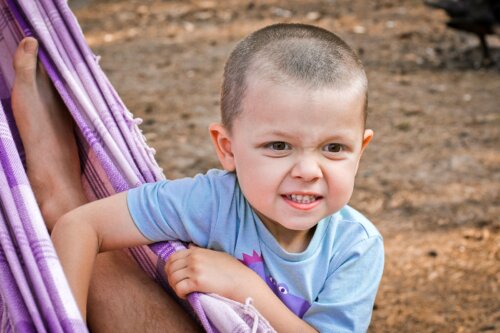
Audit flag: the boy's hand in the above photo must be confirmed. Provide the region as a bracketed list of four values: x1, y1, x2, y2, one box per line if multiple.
[166, 244, 318, 332]
[165, 244, 256, 300]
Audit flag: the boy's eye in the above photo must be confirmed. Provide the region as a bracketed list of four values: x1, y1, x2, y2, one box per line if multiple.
[323, 143, 344, 153]
[267, 142, 291, 151]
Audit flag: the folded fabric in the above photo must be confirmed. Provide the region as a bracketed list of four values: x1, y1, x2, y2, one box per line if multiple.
[0, 1, 274, 332]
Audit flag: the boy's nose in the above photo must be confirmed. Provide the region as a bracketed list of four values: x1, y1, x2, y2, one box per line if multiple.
[290, 155, 323, 182]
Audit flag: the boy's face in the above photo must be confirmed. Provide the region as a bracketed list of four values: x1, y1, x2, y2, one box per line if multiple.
[210, 77, 372, 247]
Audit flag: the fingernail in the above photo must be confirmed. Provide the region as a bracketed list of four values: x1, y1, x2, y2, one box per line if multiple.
[23, 38, 38, 54]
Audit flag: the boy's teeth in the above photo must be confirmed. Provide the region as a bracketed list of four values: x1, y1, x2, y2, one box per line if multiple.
[287, 194, 317, 204]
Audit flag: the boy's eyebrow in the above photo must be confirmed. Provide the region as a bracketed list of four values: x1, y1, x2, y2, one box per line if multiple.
[258, 129, 296, 139]
[257, 129, 359, 142]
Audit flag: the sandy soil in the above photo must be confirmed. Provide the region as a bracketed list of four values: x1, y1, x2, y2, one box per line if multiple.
[72, 1, 499, 332]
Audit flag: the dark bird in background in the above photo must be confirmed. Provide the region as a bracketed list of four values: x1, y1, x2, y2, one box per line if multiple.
[424, 0, 500, 65]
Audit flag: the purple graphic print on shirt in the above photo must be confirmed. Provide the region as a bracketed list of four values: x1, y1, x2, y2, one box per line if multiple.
[240, 251, 311, 318]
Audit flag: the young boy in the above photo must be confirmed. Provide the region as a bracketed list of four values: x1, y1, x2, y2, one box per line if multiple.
[13, 23, 383, 332]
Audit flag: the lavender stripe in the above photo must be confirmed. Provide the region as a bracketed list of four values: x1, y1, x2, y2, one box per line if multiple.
[40, 0, 139, 176]
[52, 0, 147, 182]
[0, 163, 63, 333]
[0, 1, 276, 331]
[15, 0, 138, 189]
[0, 175, 49, 332]
[0, 213, 38, 332]
[79, 145, 110, 199]
[1, 2, 86, 331]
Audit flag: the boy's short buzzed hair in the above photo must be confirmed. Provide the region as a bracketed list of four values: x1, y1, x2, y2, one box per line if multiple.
[221, 23, 368, 132]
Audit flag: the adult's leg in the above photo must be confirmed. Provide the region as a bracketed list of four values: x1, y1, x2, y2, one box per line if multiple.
[11, 37, 202, 332]
[88, 251, 202, 332]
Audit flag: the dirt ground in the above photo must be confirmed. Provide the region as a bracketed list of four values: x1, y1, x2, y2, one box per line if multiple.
[71, 0, 499, 332]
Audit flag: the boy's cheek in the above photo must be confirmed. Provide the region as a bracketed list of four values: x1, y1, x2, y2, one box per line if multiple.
[327, 170, 356, 201]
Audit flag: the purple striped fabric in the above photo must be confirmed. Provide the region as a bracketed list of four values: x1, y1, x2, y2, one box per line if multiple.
[0, 1, 275, 332]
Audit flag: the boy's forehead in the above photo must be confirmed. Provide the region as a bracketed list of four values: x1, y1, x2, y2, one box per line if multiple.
[243, 74, 366, 111]
[239, 76, 366, 132]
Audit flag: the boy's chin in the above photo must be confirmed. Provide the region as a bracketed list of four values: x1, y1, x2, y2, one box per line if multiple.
[265, 216, 322, 232]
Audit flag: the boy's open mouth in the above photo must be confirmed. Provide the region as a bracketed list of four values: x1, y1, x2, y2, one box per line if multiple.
[283, 194, 322, 204]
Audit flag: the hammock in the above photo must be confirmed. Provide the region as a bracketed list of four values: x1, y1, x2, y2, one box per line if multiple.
[0, 1, 274, 332]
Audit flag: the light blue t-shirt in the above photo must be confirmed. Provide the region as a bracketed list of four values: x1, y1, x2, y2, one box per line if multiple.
[127, 169, 384, 332]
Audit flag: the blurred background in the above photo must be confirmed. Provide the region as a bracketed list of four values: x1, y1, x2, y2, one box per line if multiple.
[69, 0, 499, 332]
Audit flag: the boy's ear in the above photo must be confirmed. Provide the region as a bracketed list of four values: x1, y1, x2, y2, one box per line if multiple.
[361, 129, 374, 153]
[209, 123, 236, 172]
[355, 129, 374, 174]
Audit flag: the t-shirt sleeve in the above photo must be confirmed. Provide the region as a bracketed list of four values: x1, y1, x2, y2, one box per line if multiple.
[304, 236, 384, 332]
[126, 171, 236, 246]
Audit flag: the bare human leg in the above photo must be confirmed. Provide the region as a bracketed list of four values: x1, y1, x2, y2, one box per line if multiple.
[11, 37, 86, 229]
[11, 37, 202, 332]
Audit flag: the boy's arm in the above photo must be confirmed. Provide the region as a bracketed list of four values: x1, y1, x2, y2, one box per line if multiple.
[166, 246, 318, 332]
[51, 191, 152, 319]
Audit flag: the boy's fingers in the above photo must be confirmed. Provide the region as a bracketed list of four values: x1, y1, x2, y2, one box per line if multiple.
[168, 267, 191, 286]
[173, 277, 196, 299]
[13, 37, 39, 84]
[167, 267, 197, 300]
[165, 256, 189, 276]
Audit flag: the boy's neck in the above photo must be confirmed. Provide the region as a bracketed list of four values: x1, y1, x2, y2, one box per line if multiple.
[256, 210, 317, 253]
[278, 226, 316, 253]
